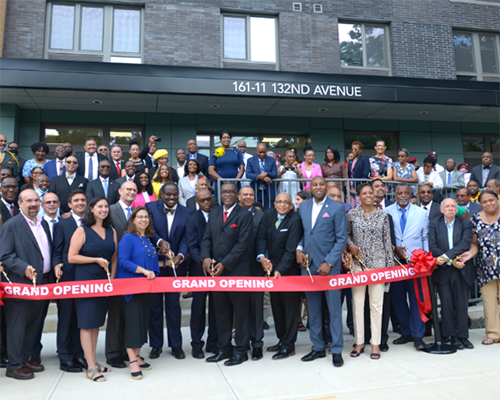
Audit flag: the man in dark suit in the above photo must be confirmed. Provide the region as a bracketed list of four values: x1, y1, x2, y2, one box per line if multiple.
[139, 135, 158, 171]
[429, 199, 475, 350]
[348, 141, 370, 190]
[49, 156, 88, 213]
[109, 145, 125, 182]
[114, 160, 136, 187]
[256, 193, 303, 359]
[296, 176, 347, 368]
[246, 143, 278, 210]
[418, 184, 442, 220]
[105, 181, 138, 369]
[238, 186, 265, 360]
[187, 139, 209, 178]
[371, 179, 394, 209]
[185, 177, 219, 211]
[0, 189, 52, 379]
[201, 182, 253, 366]
[185, 189, 218, 359]
[85, 160, 119, 205]
[75, 138, 107, 181]
[43, 145, 67, 182]
[469, 152, 500, 188]
[146, 182, 193, 360]
[456, 188, 482, 217]
[52, 189, 88, 373]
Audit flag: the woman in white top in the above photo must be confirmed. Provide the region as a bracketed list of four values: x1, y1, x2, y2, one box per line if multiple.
[178, 159, 203, 206]
[278, 150, 302, 206]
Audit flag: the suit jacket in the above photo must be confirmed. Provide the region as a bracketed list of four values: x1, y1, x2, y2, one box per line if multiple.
[200, 204, 253, 276]
[0, 200, 19, 223]
[429, 216, 475, 286]
[49, 174, 88, 213]
[109, 160, 125, 182]
[187, 152, 209, 178]
[186, 195, 219, 212]
[466, 202, 482, 216]
[439, 170, 465, 188]
[146, 200, 192, 275]
[297, 197, 347, 273]
[43, 158, 66, 182]
[185, 209, 208, 277]
[52, 215, 79, 281]
[382, 199, 395, 208]
[86, 177, 119, 205]
[348, 155, 370, 182]
[385, 203, 429, 255]
[387, 214, 397, 248]
[470, 163, 500, 188]
[109, 203, 131, 242]
[245, 156, 278, 201]
[249, 208, 264, 276]
[426, 202, 443, 221]
[0, 214, 52, 285]
[256, 208, 303, 276]
[75, 152, 107, 179]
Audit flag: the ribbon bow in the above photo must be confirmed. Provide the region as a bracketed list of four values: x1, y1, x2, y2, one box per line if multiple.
[164, 208, 175, 215]
[409, 249, 436, 323]
[410, 249, 437, 274]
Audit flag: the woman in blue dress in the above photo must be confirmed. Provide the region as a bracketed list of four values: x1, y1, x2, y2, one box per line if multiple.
[208, 131, 244, 197]
[116, 207, 159, 380]
[69, 196, 117, 382]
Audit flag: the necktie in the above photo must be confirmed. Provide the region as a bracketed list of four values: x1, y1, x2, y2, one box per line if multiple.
[88, 155, 93, 181]
[10, 204, 15, 217]
[447, 173, 451, 185]
[223, 210, 228, 223]
[67, 174, 74, 186]
[102, 179, 108, 198]
[59, 160, 64, 176]
[164, 208, 175, 215]
[400, 208, 407, 234]
[126, 207, 132, 220]
[116, 162, 121, 176]
[260, 160, 265, 173]
[378, 204, 383, 210]
[423, 206, 428, 210]
[275, 215, 284, 230]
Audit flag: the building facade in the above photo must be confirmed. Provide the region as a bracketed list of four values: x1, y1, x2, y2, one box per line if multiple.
[0, 0, 498, 167]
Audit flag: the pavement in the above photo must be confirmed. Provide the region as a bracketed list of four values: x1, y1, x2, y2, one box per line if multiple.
[2, 316, 499, 400]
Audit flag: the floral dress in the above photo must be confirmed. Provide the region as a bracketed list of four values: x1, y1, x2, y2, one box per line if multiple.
[369, 156, 393, 178]
[471, 213, 500, 287]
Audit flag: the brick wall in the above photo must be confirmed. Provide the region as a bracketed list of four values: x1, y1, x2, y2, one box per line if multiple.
[2, 0, 499, 79]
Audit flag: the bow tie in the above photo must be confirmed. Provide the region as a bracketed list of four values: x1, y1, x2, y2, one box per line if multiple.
[483, 165, 491, 169]
[164, 208, 175, 215]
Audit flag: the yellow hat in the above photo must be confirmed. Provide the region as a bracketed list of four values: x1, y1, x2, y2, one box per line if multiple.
[153, 149, 168, 160]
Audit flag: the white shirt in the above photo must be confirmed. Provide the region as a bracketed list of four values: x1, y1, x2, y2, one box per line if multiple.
[84, 152, 99, 181]
[56, 158, 66, 176]
[43, 215, 59, 239]
[71, 211, 82, 227]
[379, 198, 387, 209]
[435, 163, 445, 173]
[177, 164, 185, 179]
[421, 201, 433, 218]
[223, 202, 238, 220]
[240, 152, 253, 187]
[417, 169, 444, 190]
[119, 200, 133, 220]
[164, 203, 177, 235]
[202, 210, 209, 223]
[311, 198, 326, 229]
[126, 174, 135, 182]
[66, 173, 76, 186]
[1, 197, 15, 216]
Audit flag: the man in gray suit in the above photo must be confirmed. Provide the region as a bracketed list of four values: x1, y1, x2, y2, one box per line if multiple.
[295, 176, 347, 367]
[105, 180, 138, 368]
[439, 158, 465, 198]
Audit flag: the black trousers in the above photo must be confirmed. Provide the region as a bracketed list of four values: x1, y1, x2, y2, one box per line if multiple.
[105, 296, 127, 360]
[1, 303, 7, 359]
[190, 291, 218, 350]
[249, 292, 264, 349]
[271, 291, 300, 351]
[31, 300, 50, 358]
[436, 269, 470, 338]
[364, 290, 391, 345]
[4, 299, 44, 371]
[56, 298, 83, 363]
[213, 291, 250, 356]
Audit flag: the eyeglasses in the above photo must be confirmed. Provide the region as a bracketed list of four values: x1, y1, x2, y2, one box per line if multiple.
[66, 161, 78, 165]
[100, 165, 111, 169]
[2, 185, 17, 190]
[198, 197, 212, 203]
[275, 200, 291, 205]
[135, 215, 150, 220]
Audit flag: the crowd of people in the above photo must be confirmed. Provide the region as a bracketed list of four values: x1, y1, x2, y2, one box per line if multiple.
[0, 132, 499, 382]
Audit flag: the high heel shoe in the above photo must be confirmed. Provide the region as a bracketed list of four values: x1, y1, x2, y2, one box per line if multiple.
[350, 346, 365, 358]
[129, 360, 143, 380]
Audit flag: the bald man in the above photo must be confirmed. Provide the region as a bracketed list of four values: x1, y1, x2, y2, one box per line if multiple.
[470, 152, 500, 188]
[246, 143, 278, 210]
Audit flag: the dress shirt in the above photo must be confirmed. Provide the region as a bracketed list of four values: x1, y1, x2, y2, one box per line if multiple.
[71, 211, 82, 227]
[202, 210, 209, 223]
[379, 198, 387, 209]
[442, 218, 455, 264]
[56, 158, 66, 176]
[114, 160, 121, 176]
[311, 198, 326, 229]
[85, 152, 99, 181]
[43, 215, 59, 239]
[177, 164, 185, 179]
[189, 152, 198, 160]
[240, 152, 253, 187]
[100, 176, 109, 198]
[21, 212, 51, 273]
[126, 174, 135, 182]
[66, 173, 76, 186]
[118, 200, 133, 220]
[222, 202, 237, 220]
[164, 203, 178, 235]
[417, 169, 444, 190]
[482, 165, 490, 187]
[421, 201, 433, 218]
[1, 197, 16, 217]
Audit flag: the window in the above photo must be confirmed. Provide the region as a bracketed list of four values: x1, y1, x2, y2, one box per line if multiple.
[45, 2, 143, 63]
[222, 14, 278, 69]
[339, 23, 390, 73]
[454, 31, 500, 81]
[463, 135, 500, 168]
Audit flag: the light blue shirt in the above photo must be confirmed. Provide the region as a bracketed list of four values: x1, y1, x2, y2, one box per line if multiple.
[442, 218, 455, 265]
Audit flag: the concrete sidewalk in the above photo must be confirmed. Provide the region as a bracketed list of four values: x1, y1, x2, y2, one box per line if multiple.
[2, 323, 499, 400]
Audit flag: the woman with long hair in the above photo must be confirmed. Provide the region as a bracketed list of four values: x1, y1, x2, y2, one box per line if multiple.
[321, 146, 348, 191]
[132, 172, 155, 207]
[178, 159, 202, 206]
[20, 166, 44, 191]
[152, 164, 173, 200]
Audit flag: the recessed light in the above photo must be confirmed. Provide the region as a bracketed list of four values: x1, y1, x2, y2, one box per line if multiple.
[419, 111, 428, 115]
[211, 104, 219, 108]
[319, 108, 327, 112]
[92, 100, 102, 104]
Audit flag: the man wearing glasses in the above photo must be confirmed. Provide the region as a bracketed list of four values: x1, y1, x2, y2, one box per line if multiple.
[49, 156, 88, 213]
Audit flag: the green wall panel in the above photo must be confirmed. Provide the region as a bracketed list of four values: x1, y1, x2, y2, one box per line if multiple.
[399, 120, 430, 132]
[0, 104, 20, 118]
[145, 113, 172, 125]
[40, 110, 146, 124]
[343, 119, 399, 132]
[310, 129, 344, 158]
[461, 122, 500, 134]
[430, 121, 461, 133]
[430, 132, 463, 153]
[310, 118, 343, 130]
[399, 132, 432, 153]
[0, 118, 17, 140]
[20, 109, 41, 122]
[196, 115, 310, 134]
[172, 114, 197, 126]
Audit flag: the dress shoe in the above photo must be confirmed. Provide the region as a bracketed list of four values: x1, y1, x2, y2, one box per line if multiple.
[26, 361, 45, 373]
[205, 346, 218, 354]
[451, 337, 465, 350]
[442, 336, 450, 343]
[301, 349, 326, 362]
[414, 338, 427, 351]
[73, 357, 88, 370]
[393, 335, 413, 345]
[192, 348, 205, 359]
[263, 321, 270, 330]
[267, 343, 281, 352]
[30, 354, 41, 364]
[6, 366, 34, 380]
[60, 361, 83, 373]
[460, 338, 474, 349]
[224, 354, 248, 366]
[272, 348, 295, 360]
[0, 357, 8, 368]
[107, 356, 126, 368]
[332, 353, 344, 367]
[149, 347, 163, 359]
[206, 351, 232, 363]
[251, 348, 263, 361]
[171, 347, 186, 359]
[380, 343, 389, 352]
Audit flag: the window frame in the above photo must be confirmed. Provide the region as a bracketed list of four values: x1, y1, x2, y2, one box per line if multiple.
[221, 13, 279, 67]
[338, 22, 391, 73]
[454, 30, 500, 81]
[44, 2, 144, 63]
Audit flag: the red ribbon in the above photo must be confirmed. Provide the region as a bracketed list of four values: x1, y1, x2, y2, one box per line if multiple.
[410, 249, 437, 323]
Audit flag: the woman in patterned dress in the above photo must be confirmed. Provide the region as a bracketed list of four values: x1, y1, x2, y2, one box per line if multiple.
[346, 183, 393, 360]
[369, 140, 394, 181]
